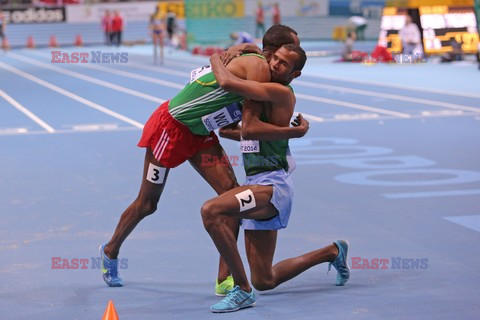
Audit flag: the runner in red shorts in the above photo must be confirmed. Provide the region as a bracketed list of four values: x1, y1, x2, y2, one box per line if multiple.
[100, 25, 308, 294]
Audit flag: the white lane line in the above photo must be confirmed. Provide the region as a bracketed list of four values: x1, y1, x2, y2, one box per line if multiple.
[7, 52, 165, 104]
[296, 93, 411, 118]
[77, 63, 185, 89]
[294, 80, 480, 113]
[105, 61, 190, 78]
[334, 113, 379, 120]
[421, 110, 464, 116]
[302, 73, 480, 99]
[71, 123, 119, 131]
[0, 89, 55, 133]
[0, 126, 140, 136]
[0, 127, 28, 134]
[293, 111, 324, 122]
[0, 62, 144, 129]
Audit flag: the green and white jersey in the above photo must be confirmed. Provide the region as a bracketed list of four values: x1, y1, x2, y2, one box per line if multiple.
[241, 108, 296, 176]
[168, 65, 243, 136]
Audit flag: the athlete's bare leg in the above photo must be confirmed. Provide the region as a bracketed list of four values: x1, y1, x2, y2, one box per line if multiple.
[244, 230, 338, 291]
[201, 184, 278, 292]
[104, 148, 169, 259]
[153, 33, 164, 64]
[189, 143, 240, 282]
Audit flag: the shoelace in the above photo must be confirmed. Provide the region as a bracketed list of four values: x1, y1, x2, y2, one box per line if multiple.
[327, 253, 344, 274]
[108, 258, 119, 278]
[223, 288, 243, 304]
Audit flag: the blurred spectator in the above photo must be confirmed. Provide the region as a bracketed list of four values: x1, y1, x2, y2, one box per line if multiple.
[371, 45, 394, 63]
[399, 15, 422, 55]
[230, 31, 254, 46]
[150, 5, 165, 64]
[342, 32, 363, 62]
[111, 10, 123, 46]
[477, 42, 480, 70]
[441, 38, 464, 62]
[347, 16, 367, 40]
[166, 9, 176, 46]
[0, 11, 6, 49]
[101, 10, 112, 46]
[272, 3, 281, 26]
[255, 1, 265, 38]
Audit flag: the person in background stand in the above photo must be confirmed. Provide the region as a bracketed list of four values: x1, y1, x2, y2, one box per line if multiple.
[101, 10, 112, 46]
[255, 1, 265, 39]
[111, 10, 123, 47]
[347, 16, 367, 41]
[272, 3, 281, 26]
[150, 6, 165, 64]
[166, 9, 177, 48]
[230, 31, 255, 46]
[399, 15, 422, 55]
[342, 31, 363, 62]
[476, 42, 480, 70]
[0, 10, 7, 51]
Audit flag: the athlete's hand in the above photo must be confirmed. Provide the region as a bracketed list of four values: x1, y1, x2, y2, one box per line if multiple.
[291, 113, 309, 137]
[220, 49, 240, 66]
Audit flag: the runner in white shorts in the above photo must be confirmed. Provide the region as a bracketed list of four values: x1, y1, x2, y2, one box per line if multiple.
[202, 44, 351, 313]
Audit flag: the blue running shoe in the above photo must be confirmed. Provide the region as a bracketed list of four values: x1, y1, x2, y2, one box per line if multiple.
[328, 240, 350, 286]
[99, 244, 123, 287]
[210, 285, 256, 313]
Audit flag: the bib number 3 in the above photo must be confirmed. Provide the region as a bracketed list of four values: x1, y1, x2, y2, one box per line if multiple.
[146, 163, 167, 184]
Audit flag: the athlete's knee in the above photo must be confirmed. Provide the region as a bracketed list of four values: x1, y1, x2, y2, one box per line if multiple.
[200, 200, 223, 230]
[134, 197, 159, 218]
[251, 276, 276, 291]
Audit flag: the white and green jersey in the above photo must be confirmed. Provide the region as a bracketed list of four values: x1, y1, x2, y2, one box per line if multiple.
[168, 65, 243, 136]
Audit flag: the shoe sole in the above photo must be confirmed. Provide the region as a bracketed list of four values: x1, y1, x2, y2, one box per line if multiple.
[336, 240, 350, 286]
[211, 302, 256, 313]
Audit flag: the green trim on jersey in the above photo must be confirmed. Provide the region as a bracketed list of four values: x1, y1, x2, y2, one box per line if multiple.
[168, 71, 243, 135]
[168, 54, 266, 136]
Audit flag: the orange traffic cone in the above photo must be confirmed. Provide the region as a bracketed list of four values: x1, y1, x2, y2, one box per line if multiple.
[102, 300, 119, 320]
[26, 35, 35, 49]
[2, 37, 10, 50]
[49, 35, 59, 48]
[74, 34, 83, 47]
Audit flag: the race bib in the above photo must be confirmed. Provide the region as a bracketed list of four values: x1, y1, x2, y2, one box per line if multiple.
[190, 65, 212, 83]
[201, 103, 242, 132]
[240, 139, 260, 153]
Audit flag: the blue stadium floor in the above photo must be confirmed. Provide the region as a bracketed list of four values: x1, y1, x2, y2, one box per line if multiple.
[0, 43, 479, 320]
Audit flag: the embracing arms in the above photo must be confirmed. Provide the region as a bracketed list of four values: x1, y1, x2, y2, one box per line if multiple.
[219, 102, 309, 141]
[211, 53, 294, 107]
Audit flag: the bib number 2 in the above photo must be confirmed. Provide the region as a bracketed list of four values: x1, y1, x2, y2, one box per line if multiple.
[234, 189, 256, 212]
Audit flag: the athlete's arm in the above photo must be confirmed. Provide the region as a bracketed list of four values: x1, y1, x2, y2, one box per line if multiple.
[219, 123, 241, 141]
[220, 43, 262, 66]
[211, 53, 293, 106]
[241, 100, 309, 141]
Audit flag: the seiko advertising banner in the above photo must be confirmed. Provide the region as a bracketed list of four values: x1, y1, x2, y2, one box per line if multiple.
[244, 0, 328, 17]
